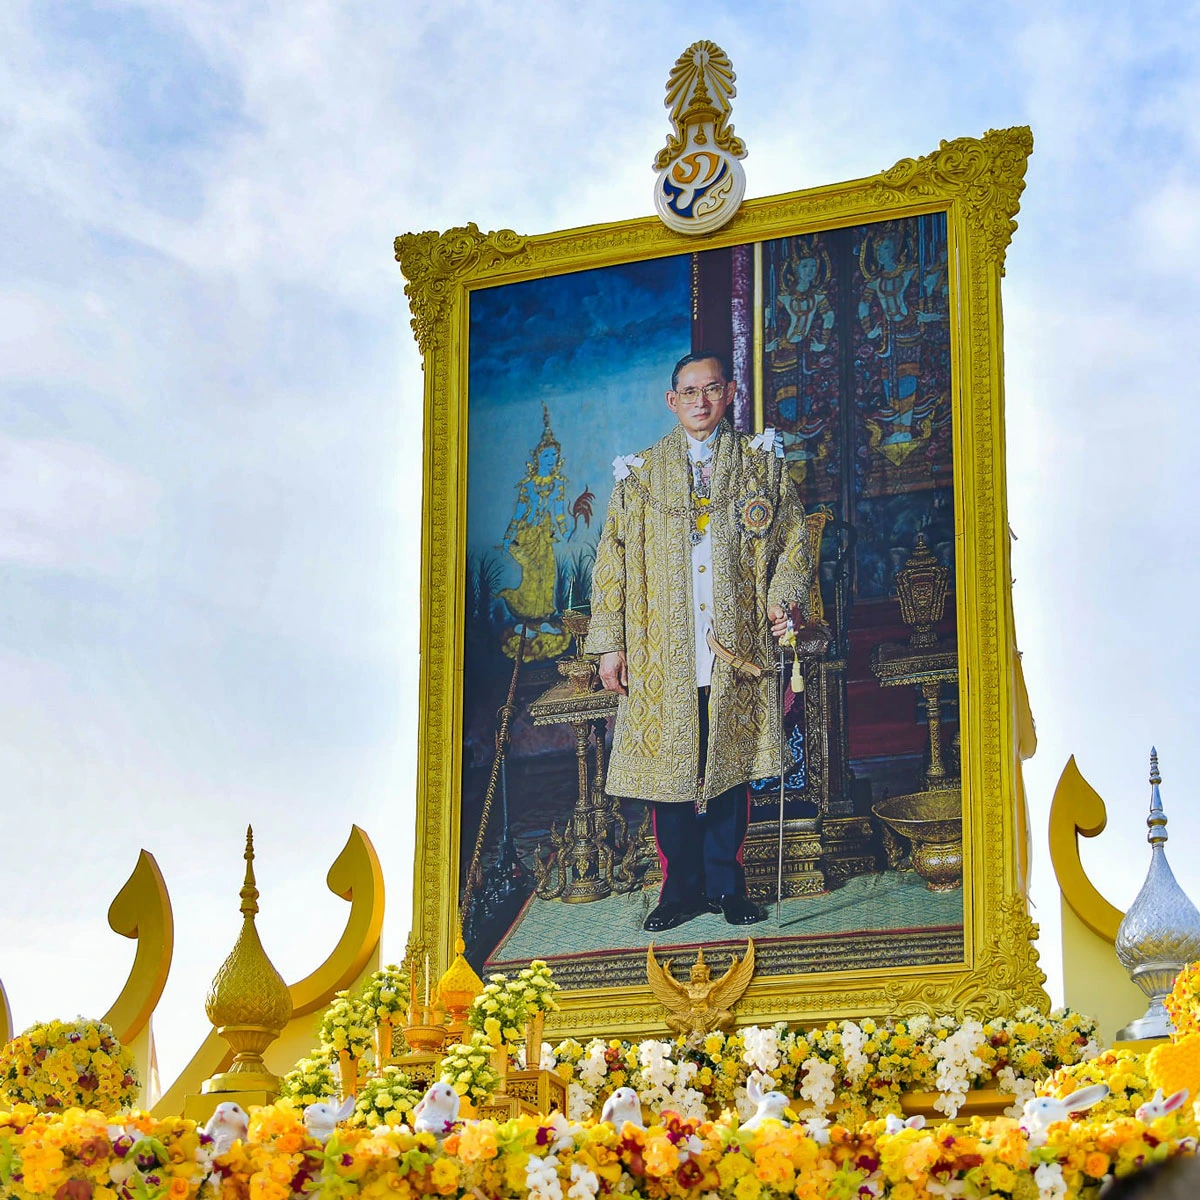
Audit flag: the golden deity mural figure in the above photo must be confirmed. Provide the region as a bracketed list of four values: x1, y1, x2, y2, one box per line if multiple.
[765, 237, 837, 484]
[858, 223, 947, 467]
[498, 405, 574, 660]
[767, 238, 835, 359]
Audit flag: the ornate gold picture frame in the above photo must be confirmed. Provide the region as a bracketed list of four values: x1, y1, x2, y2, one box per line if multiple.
[395, 126, 1048, 1037]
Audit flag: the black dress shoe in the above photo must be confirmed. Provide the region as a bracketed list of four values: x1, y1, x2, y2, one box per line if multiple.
[713, 894, 764, 925]
[643, 899, 706, 932]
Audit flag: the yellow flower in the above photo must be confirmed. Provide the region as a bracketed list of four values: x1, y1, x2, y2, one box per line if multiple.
[457, 1123, 499, 1163]
[1148, 1033, 1200, 1101]
[733, 1173, 762, 1200]
[718, 1152, 751, 1187]
[429, 1158, 460, 1194]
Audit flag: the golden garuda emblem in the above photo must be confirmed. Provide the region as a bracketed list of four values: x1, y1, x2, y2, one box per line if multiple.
[645, 940, 755, 1035]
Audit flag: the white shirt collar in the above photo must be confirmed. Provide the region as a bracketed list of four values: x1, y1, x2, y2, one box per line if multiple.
[685, 428, 721, 462]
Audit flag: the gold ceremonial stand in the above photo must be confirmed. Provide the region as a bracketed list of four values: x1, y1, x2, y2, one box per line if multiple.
[527, 611, 640, 902]
[869, 535, 964, 892]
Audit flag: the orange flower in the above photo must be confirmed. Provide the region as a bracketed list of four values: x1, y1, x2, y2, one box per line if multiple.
[1084, 1151, 1111, 1179]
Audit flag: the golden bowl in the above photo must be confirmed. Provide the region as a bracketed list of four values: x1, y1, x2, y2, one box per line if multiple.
[561, 608, 591, 640]
[873, 787, 963, 892]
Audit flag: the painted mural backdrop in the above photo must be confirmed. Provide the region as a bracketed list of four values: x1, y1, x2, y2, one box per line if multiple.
[461, 218, 963, 991]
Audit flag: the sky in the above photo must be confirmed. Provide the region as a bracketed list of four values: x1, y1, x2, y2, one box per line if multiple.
[3, 0, 1200, 1087]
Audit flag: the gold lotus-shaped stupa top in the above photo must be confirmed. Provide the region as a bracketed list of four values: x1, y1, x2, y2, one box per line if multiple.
[437, 931, 484, 1012]
[205, 826, 293, 1034]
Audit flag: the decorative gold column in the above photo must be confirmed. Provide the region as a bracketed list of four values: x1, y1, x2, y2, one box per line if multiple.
[202, 827, 293, 1094]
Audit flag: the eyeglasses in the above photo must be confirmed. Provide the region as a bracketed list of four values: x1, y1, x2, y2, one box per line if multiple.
[674, 382, 728, 402]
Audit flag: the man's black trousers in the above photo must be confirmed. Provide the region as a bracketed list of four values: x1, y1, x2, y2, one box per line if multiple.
[650, 687, 751, 904]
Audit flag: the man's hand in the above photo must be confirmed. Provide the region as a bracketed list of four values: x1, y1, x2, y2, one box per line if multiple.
[599, 650, 628, 694]
[768, 604, 797, 640]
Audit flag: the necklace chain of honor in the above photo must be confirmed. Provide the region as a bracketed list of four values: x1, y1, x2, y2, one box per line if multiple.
[623, 456, 712, 546]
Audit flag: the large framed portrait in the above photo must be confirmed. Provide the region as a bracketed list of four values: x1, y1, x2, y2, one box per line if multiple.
[396, 127, 1048, 1034]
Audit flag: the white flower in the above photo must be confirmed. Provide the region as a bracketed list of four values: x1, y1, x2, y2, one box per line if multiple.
[742, 1026, 781, 1074]
[997, 1066, 1038, 1119]
[926, 1180, 967, 1198]
[567, 1082, 595, 1122]
[527, 1154, 563, 1200]
[800, 1114, 831, 1145]
[1034, 1162, 1067, 1200]
[579, 1041, 608, 1090]
[930, 1020, 985, 1117]
[799, 1057, 837, 1114]
[840, 1021, 869, 1082]
[567, 1163, 599, 1200]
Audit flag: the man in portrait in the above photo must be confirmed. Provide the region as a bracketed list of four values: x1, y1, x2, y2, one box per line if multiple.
[585, 350, 815, 932]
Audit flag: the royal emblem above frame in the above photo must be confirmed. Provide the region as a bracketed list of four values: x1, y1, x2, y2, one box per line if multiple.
[395, 122, 1048, 1038]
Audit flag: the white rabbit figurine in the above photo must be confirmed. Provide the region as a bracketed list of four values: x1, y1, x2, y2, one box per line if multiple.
[303, 1095, 356, 1144]
[740, 1074, 793, 1132]
[883, 1114, 925, 1134]
[1136, 1088, 1189, 1123]
[1020, 1084, 1109, 1148]
[412, 1082, 461, 1137]
[600, 1087, 644, 1130]
[204, 1102, 249, 1156]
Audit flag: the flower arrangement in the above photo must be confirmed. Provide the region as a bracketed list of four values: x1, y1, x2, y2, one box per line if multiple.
[554, 1008, 1099, 1125]
[278, 1050, 339, 1108]
[1165, 959, 1200, 1038]
[0, 1018, 138, 1117]
[441, 1030, 503, 1105]
[467, 973, 527, 1048]
[351, 1065, 422, 1129]
[514, 960, 561, 1016]
[1043, 1048, 1155, 1119]
[0, 1099, 1194, 1200]
[360, 964, 410, 1024]
[318, 989, 374, 1061]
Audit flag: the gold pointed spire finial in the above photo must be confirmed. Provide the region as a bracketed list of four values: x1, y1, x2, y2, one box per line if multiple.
[202, 826, 294, 1094]
[239, 825, 259, 916]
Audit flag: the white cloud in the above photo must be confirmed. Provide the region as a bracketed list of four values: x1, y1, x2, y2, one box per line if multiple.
[0, 434, 159, 571]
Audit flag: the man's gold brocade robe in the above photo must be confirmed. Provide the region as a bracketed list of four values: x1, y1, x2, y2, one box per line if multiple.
[584, 422, 814, 805]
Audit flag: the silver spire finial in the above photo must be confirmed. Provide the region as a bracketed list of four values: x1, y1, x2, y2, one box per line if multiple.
[1147, 748, 1167, 844]
[1115, 748, 1200, 1040]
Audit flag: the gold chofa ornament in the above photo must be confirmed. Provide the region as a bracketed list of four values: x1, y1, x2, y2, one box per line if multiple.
[652, 41, 747, 235]
[646, 940, 755, 1035]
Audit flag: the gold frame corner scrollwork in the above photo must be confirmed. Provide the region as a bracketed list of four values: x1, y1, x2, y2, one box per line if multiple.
[396, 125, 1048, 1037]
